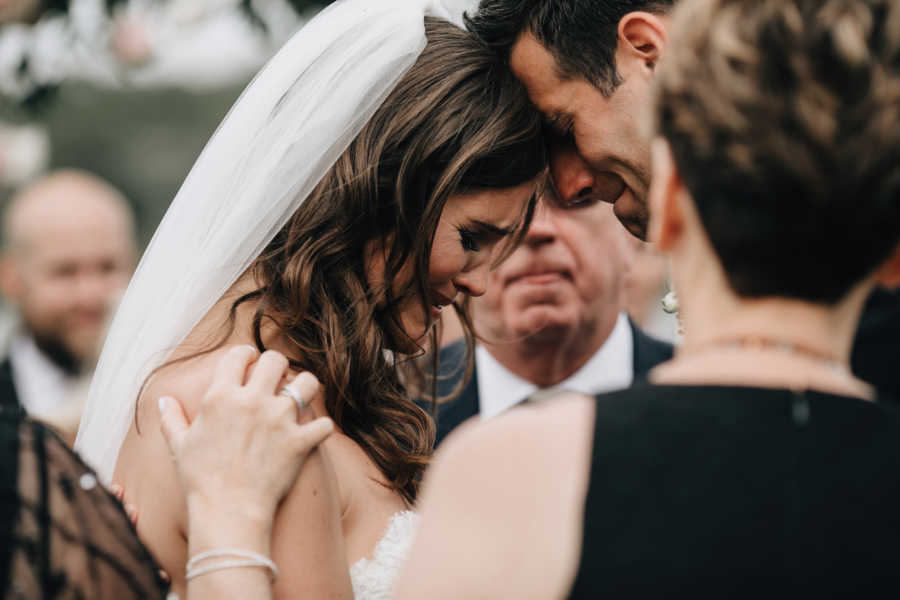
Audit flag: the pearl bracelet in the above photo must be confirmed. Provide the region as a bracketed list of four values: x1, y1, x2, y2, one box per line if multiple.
[185, 548, 279, 583]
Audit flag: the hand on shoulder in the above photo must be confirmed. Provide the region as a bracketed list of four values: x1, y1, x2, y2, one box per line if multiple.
[159, 345, 334, 537]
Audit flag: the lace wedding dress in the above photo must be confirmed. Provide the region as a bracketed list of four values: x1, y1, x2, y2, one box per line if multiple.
[349, 511, 419, 599]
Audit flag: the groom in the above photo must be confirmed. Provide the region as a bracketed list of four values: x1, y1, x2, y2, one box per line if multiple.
[466, 0, 675, 241]
[465, 0, 899, 392]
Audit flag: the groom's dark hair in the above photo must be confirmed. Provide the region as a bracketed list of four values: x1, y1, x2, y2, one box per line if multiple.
[465, 0, 676, 96]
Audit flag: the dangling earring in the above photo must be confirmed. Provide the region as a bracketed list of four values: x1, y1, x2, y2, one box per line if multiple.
[661, 289, 679, 314]
[661, 268, 684, 336]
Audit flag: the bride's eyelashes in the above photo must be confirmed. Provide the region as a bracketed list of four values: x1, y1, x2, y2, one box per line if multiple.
[457, 220, 515, 253]
[458, 226, 481, 252]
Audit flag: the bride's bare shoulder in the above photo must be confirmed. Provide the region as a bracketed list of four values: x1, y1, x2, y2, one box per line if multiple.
[115, 348, 232, 521]
[141, 348, 230, 421]
[113, 349, 233, 596]
[117, 349, 224, 471]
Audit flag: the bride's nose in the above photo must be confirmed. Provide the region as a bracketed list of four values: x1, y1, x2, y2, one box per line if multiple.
[452, 263, 489, 297]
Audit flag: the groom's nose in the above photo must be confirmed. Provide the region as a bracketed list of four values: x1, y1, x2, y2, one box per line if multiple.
[550, 144, 626, 210]
[551, 149, 595, 207]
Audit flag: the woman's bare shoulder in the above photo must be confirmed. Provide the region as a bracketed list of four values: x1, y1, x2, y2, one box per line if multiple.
[396, 393, 595, 600]
[142, 350, 228, 421]
[116, 347, 241, 509]
[437, 391, 595, 467]
[113, 351, 232, 596]
[116, 351, 221, 477]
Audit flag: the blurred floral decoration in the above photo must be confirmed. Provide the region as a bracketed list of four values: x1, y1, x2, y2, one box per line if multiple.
[1, 0, 330, 103]
[0, 120, 48, 185]
[0, 0, 330, 193]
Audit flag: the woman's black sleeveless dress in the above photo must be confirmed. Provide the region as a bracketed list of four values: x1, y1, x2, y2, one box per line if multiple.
[1, 406, 167, 599]
[568, 384, 900, 597]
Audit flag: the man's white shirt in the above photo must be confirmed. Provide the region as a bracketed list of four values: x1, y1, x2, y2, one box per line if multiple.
[477, 312, 635, 419]
[8, 334, 84, 419]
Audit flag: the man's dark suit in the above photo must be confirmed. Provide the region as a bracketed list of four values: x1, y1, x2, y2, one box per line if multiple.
[0, 358, 23, 417]
[429, 319, 673, 447]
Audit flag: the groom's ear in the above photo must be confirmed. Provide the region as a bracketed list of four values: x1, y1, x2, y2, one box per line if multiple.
[617, 12, 668, 74]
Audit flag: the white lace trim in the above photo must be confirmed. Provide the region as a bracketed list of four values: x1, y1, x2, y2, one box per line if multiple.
[349, 510, 419, 600]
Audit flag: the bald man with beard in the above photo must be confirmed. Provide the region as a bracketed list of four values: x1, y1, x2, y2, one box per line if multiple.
[0, 170, 135, 441]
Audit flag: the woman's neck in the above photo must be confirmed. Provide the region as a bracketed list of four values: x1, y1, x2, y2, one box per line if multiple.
[682, 296, 860, 362]
[651, 266, 875, 400]
[177, 272, 334, 417]
[175, 272, 294, 360]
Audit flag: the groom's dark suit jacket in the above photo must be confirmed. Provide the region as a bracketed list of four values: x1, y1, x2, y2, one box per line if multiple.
[428, 319, 673, 448]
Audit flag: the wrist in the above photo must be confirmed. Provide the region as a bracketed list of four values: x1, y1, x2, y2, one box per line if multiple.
[186, 491, 276, 524]
[187, 496, 275, 556]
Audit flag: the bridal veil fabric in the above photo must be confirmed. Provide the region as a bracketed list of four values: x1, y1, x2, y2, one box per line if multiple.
[75, 0, 461, 483]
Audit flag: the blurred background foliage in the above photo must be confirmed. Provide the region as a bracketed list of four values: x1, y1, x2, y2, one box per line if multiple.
[1, 82, 246, 244]
[0, 0, 335, 243]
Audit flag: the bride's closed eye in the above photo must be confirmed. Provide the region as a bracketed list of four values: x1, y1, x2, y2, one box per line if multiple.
[457, 220, 514, 253]
[458, 226, 481, 252]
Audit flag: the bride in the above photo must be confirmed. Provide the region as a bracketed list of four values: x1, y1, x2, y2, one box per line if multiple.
[74, 1, 546, 598]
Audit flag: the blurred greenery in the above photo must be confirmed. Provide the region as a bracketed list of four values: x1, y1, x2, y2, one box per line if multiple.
[0, 0, 337, 247]
[1, 80, 248, 245]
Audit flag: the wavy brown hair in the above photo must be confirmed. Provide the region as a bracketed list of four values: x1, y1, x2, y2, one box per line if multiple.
[150, 18, 546, 504]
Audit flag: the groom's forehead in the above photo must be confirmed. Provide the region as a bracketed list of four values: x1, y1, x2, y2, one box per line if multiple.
[509, 33, 574, 102]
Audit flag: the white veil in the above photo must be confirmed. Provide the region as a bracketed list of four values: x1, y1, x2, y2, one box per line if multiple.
[75, 0, 461, 484]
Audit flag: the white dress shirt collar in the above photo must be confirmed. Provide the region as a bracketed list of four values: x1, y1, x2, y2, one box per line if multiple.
[8, 334, 78, 419]
[476, 312, 634, 419]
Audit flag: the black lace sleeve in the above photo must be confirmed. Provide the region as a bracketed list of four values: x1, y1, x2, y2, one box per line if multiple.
[1, 413, 168, 599]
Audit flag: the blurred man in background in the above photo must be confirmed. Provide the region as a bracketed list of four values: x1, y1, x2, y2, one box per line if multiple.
[0, 169, 135, 441]
[433, 143, 672, 446]
[0, 0, 49, 24]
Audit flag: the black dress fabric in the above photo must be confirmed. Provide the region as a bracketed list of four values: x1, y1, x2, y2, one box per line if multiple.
[851, 288, 900, 398]
[569, 384, 900, 598]
[1, 413, 167, 599]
